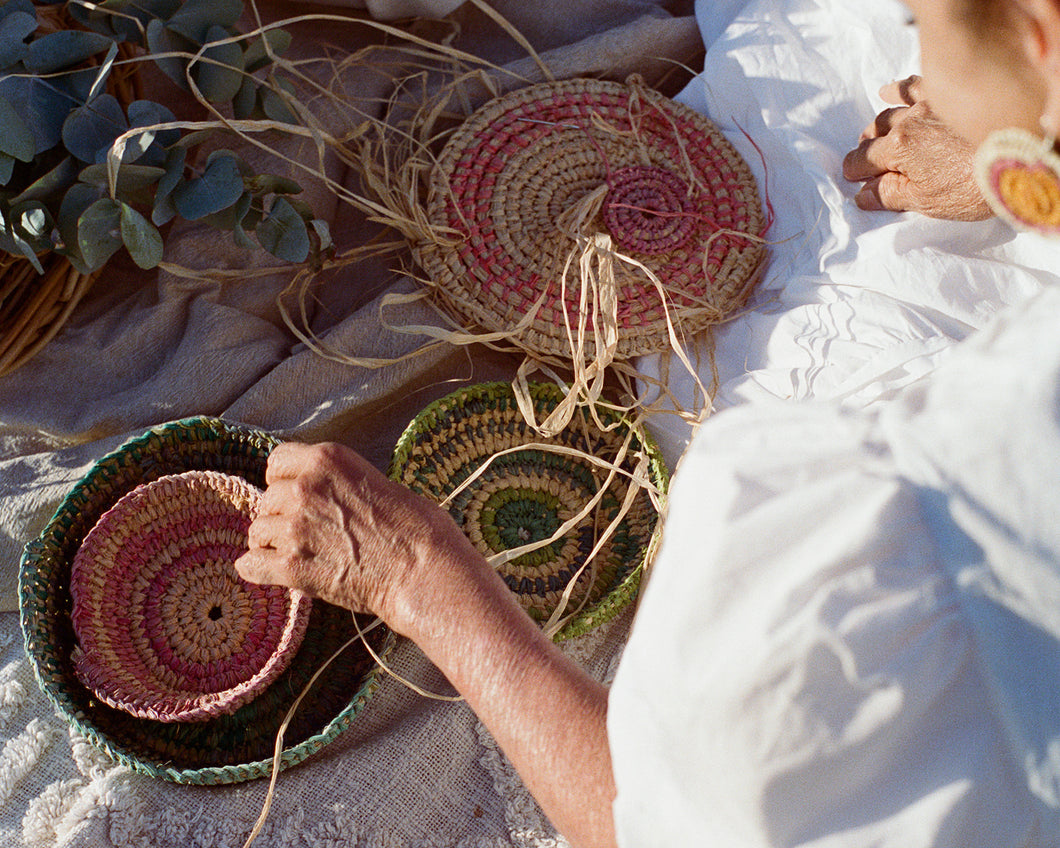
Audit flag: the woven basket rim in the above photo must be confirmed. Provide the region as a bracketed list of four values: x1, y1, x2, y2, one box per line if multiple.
[389, 381, 669, 640]
[19, 417, 391, 784]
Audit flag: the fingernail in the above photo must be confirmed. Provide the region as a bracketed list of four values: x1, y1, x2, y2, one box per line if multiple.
[855, 189, 879, 211]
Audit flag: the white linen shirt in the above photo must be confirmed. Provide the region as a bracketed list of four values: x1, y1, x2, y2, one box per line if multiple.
[609, 285, 1060, 847]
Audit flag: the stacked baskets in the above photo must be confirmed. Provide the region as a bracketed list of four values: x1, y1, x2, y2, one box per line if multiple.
[20, 388, 666, 779]
[19, 418, 390, 784]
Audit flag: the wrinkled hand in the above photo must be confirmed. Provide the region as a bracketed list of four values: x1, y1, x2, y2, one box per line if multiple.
[235, 441, 486, 634]
[843, 75, 992, 221]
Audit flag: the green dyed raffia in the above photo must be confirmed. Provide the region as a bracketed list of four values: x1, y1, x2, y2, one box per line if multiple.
[389, 383, 668, 641]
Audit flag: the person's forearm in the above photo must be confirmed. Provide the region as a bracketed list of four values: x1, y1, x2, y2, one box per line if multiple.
[234, 442, 618, 846]
[399, 559, 618, 848]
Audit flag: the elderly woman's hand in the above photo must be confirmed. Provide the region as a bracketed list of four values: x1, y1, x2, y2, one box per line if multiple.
[234, 441, 488, 636]
[842, 75, 993, 221]
[235, 440, 619, 848]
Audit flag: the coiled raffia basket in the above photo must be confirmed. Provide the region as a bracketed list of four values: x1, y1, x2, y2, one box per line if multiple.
[415, 76, 768, 360]
[19, 417, 392, 784]
[390, 382, 669, 639]
[0, 2, 143, 378]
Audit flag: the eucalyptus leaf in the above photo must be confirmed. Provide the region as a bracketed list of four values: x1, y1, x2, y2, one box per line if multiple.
[0, 0, 34, 22]
[10, 231, 43, 272]
[152, 145, 185, 225]
[3, 199, 47, 271]
[243, 27, 291, 73]
[85, 41, 118, 104]
[12, 200, 54, 250]
[12, 155, 78, 204]
[310, 218, 333, 253]
[261, 79, 297, 124]
[0, 94, 34, 162]
[154, 145, 186, 199]
[77, 197, 123, 271]
[206, 147, 251, 176]
[0, 10, 35, 67]
[171, 152, 243, 220]
[0, 153, 14, 185]
[231, 192, 256, 249]
[62, 93, 129, 164]
[98, 0, 183, 43]
[194, 25, 244, 103]
[282, 195, 314, 221]
[56, 182, 101, 269]
[256, 196, 308, 263]
[231, 75, 256, 120]
[127, 100, 179, 145]
[125, 100, 179, 167]
[201, 188, 250, 230]
[25, 30, 113, 74]
[79, 162, 165, 198]
[0, 75, 72, 152]
[119, 201, 162, 268]
[165, 0, 242, 44]
[145, 18, 195, 89]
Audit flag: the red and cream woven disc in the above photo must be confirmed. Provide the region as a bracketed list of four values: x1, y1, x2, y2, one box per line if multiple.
[416, 77, 767, 359]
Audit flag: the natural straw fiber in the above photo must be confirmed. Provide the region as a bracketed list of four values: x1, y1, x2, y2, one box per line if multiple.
[415, 77, 767, 360]
[389, 382, 668, 640]
[20, 418, 391, 784]
[70, 470, 312, 723]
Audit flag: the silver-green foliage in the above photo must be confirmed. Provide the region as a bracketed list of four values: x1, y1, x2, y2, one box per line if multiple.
[0, 0, 329, 273]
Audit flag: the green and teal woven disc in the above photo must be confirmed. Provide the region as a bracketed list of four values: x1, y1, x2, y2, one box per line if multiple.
[390, 383, 668, 640]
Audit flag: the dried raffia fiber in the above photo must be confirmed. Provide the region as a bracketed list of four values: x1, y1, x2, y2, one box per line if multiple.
[65, 0, 761, 434]
[69, 470, 312, 723]
[19, 418, 392, 784]
[261, 21, 769, 434]
[389, 382, 668, 641]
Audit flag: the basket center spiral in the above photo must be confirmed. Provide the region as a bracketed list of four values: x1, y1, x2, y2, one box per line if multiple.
[603, 165, 697, 255]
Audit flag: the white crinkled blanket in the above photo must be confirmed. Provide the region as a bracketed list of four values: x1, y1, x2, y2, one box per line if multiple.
[644, 0, 1055, 467]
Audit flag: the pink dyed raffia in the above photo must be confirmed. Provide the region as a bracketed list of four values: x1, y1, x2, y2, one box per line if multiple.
[69, 470, 311, 722]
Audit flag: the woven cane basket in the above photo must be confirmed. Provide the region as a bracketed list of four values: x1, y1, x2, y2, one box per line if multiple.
[19, 417, 391, 784]
[415, 77, 767, 360]
[389, 382, 668, 640]
[0, 2, 143, 378]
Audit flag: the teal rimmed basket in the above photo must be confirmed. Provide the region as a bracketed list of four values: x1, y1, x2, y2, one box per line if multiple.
[389, 382, 668, 640]
[19, 417, 392, 785]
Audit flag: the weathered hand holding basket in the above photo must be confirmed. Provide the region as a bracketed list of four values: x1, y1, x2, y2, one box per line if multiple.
[390, 382, 668, 639]
[415, 77, 768, 360]
[20, 418, 390, 784]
